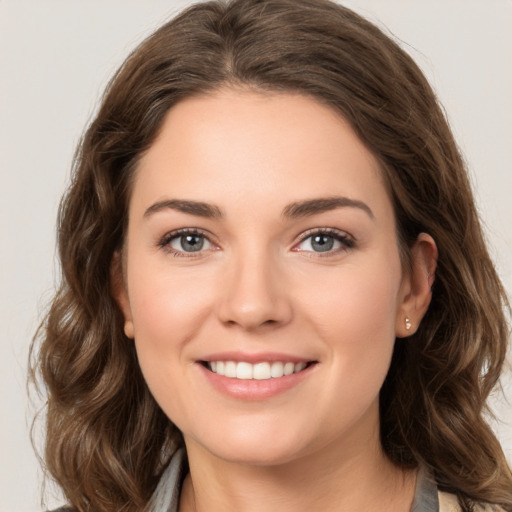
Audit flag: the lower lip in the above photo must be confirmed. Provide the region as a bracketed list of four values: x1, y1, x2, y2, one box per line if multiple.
[197, 363, 316, 401]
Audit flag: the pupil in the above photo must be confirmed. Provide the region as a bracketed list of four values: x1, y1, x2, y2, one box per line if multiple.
[312, 235, 334, 252]
[182, 234, 204, 252]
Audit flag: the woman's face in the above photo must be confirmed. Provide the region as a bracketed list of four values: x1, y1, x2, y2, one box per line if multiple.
[116, 89, 426, 465]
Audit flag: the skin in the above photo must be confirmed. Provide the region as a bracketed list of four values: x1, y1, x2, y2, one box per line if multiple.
[114, 88, 437, 512]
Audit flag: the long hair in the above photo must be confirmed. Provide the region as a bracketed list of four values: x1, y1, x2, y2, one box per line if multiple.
[30, 0, 512, 510]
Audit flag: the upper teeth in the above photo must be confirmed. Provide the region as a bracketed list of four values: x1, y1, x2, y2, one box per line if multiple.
[208, 361, 308, 380]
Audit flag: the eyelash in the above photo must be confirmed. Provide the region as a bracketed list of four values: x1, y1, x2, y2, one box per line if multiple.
[157, 228, 214, 257]
[157, 227, 355, 258]
[294, 228, 355, 257]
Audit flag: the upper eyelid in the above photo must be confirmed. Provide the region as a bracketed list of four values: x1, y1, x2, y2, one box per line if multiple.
[161, 227, 215, 242]
[158, 227, 217, 252]
[291, 228, 355, 253]
[158, 228, 218, 258]
[295, 227, 353, 242]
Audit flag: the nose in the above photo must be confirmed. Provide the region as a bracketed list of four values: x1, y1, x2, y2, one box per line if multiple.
[216, 249, 293, 331]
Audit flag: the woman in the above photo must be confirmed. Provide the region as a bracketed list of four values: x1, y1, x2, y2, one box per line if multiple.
[31, 0, 512, 511]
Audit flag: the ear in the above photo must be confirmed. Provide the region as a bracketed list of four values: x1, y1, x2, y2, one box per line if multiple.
[395, 233, 438, 338]
[110, 251, 134, 339]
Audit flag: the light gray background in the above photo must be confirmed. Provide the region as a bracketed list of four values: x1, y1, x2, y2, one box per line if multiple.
[1, 1, 511, 510]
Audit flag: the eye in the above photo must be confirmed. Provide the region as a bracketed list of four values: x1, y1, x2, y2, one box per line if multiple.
[158, 229, 215, 257]
[294, 229, 354, 254]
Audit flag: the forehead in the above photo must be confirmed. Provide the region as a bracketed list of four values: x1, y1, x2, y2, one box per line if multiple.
[132, 88, 392, 222]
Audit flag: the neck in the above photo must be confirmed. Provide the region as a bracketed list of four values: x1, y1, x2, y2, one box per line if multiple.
[179, 424, 416, 512]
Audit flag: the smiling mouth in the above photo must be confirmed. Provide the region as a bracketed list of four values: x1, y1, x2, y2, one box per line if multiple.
[201, 360, 316, 380]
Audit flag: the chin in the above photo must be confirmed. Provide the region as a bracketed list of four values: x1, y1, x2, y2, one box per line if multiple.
[187, 424, 313, 467]
[211, 443, 304, 467]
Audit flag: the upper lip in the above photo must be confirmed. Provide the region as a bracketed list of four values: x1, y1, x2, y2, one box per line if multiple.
[198, 351, 315, 364]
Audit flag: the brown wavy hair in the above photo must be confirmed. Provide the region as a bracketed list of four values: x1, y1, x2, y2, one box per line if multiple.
[30, 0, 512, 510]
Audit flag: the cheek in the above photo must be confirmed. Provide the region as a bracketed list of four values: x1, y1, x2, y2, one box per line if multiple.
[305, 261, 399, 331]
[129, 259, 213, 338]
[296, 260, 402, 425]
[127, 267, 215, 424]
[298, 256, 402, 376]
[125, 259, 217, 397]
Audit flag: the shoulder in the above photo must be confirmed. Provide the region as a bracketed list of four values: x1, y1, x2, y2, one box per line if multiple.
[438, 490, 507, 512]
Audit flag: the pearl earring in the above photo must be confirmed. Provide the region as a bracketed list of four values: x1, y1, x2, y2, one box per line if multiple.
[405, 317, 412, 331]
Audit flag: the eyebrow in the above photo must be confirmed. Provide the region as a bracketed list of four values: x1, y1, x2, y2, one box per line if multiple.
[143, 196, 374, 220]
[144, 199, 223, 219]
[282, 196, 374, 220]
